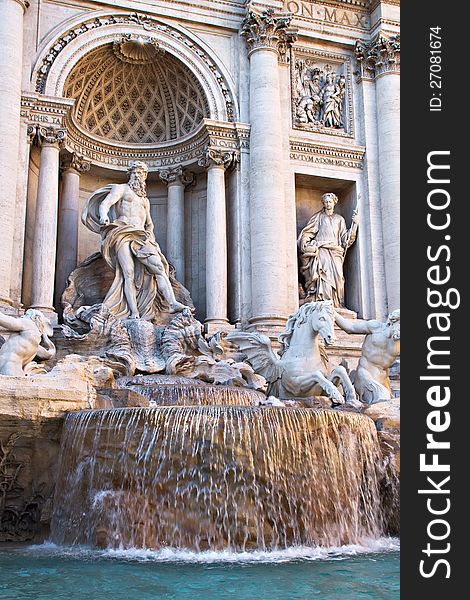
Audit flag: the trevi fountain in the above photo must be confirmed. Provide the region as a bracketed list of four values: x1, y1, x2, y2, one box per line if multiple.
[0, 1, 400, 598]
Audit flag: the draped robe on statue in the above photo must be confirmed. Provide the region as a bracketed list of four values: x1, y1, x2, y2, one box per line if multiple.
[298, 210, 353, 307]
[82, 185, 185, 321]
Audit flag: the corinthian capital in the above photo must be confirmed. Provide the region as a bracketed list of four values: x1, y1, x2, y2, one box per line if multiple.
[159, 166, 195, 187]
[37, 126, 67, 147]
[198, 148, 238, 170]
[60, 152, 91, 174]
[355, 33, 400, 80]
[241, 6, 297, 60]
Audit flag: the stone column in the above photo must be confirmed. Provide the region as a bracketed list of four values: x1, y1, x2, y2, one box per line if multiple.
[0, 0, 28, 309]
[29, 127, 66, 320]
[198, 149, 234, 333]
[55, 153, 90, 309]
[159, 166, 194, 285]
[241, 7, 297, 333]
[356, 34, 400, 312]
[10, 122, 36, 308]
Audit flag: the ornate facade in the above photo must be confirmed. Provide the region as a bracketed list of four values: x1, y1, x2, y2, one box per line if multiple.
[0, 0, 399, 334]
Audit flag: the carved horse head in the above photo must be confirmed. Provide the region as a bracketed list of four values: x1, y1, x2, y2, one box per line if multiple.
[278, 301, 336, 356]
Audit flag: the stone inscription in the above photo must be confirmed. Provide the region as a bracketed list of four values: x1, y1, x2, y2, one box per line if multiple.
[283, 1, 369, 29]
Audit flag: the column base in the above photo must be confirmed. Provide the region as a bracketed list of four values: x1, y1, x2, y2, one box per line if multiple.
[247, 314, 288, 338]
[204, 320, 234, 336]
[0, 296, 22, 316]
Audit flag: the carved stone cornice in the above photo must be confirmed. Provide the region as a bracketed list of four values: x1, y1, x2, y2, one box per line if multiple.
[355, 33, 400, 80]
[159, 166, 195, 187]
[60, 152, 91, 174]
[289, 138, 365, 170]
[198, 148, 239, 170]
[241, 6, 298, 61]
[20, 93, 75, 129]
[37, 126, 67, 148]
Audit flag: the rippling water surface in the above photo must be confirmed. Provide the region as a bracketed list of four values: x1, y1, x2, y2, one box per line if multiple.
[0, 539, 399, 600]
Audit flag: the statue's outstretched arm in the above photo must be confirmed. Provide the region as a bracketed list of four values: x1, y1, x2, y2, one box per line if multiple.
[0, 313, 24, 333]
[334, 312, 377, 335]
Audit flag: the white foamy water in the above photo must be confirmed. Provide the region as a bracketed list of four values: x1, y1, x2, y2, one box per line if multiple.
[24, 538, 399, 564]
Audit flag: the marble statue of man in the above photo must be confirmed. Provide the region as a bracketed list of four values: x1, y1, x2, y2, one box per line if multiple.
[82, 161, 187, 320]
[0, 309, 56, 376]
[298, 193, 359, 307]
[335, 309, 400, 404]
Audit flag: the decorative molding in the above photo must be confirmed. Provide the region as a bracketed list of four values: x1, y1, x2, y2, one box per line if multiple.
[205, 119, 250, 152]
[291, 47, 354, 138]
[241, 6, 298, 61]
[289, 138, 365, 169]
[355, 33, 400, 80]
[60, 152, 91, 174]
[21, 94, 75, 129]
[60, 118, 249, 172]
[33, 12, 236, 124]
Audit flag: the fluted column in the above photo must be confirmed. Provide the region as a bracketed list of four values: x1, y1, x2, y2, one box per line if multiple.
[241, 7, 297, 332]
[30, 127, 66, 319]
[356, 34, 400, 312]
[199, 149, 234, 332]
[55, 153, 90, 310]
[0, 0, 28, 308]
[159, 166, 194, 285]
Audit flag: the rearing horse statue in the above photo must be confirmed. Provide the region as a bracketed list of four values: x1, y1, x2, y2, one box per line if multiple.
[227, 301, 356, 406]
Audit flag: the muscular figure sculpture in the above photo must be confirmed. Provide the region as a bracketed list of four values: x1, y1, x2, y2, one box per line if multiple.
[298, 193, 359, 307]
[335, 309, 400, 404]
[82, 161, 186, 320]
[0, 310, 56, 376]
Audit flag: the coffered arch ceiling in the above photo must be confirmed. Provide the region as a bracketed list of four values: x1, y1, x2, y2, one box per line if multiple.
[64, 43, 210, 145]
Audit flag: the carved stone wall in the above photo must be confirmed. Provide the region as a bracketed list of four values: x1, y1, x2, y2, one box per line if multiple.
[291, 48, 354, 137]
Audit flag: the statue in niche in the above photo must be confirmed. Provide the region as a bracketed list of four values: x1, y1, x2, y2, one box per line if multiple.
[335, 309, 400, 404]
[298, 193, 359, 307]
[81, 161, 188, 321]
[294, 61, 346, 130]
[0, 310, 55, 376]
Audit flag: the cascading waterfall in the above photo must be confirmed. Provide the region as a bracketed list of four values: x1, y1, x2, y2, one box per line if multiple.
[51, 405, 386, 551]
[117, 380, 265, 406]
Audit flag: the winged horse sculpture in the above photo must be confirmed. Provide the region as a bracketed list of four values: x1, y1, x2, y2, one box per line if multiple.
[227, 301, 356, 406]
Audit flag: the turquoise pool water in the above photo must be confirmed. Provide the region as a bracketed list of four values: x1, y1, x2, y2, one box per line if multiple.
[0, 540, 399, 600]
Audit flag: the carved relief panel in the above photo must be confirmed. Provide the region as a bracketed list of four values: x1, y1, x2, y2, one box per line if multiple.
[291, 49, 353, 137]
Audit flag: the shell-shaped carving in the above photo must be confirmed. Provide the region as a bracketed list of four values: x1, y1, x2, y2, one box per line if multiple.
[113, 35, 163, 65]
